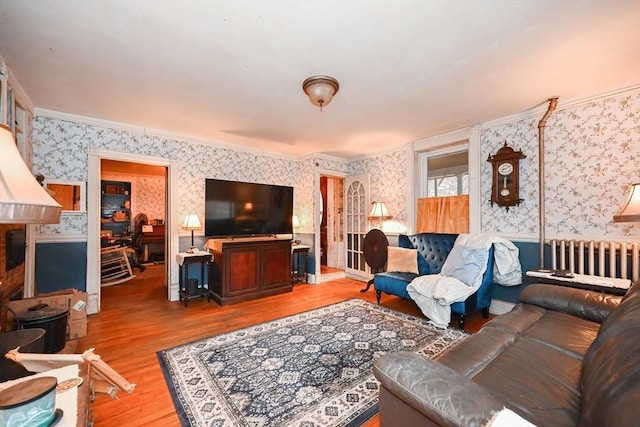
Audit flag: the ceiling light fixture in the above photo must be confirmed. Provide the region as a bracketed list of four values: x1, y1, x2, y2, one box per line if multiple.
[302, 75, 339, 111]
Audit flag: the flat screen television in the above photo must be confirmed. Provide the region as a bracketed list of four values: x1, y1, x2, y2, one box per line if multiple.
[205, 179, 294, 238]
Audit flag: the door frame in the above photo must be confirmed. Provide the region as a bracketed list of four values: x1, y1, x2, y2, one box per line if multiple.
[87, 147, 179, 314]
[411, 126, 482, 233]
[314, 169, 347, 282]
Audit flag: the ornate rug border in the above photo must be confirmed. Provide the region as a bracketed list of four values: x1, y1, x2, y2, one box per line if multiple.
[157, 298, 468, 427]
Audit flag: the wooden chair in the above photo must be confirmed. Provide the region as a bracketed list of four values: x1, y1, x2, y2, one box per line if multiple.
[100, 246, 135, 286]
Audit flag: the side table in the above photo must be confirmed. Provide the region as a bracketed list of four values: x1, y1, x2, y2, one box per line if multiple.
[291, 245, 310, 284]
[526, 269, 631, 296]
[177, 252, 214, 306]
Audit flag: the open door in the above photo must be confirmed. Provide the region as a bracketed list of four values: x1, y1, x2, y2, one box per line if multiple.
[344, 173, 369, 280]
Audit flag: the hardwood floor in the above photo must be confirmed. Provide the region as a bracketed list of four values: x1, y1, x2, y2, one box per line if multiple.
[79, 265, 491, 426]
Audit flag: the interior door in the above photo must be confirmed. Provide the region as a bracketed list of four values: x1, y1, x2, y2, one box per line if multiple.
[344, 174, 369, 280]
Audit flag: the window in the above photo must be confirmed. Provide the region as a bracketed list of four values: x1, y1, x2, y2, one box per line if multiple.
[425, 152, 468, 197]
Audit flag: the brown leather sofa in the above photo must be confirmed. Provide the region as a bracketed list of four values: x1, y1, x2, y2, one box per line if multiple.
[373, 282, 640, 427]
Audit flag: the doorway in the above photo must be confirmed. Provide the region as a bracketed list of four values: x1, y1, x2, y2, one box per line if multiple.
[320, 176, 345, 276]
[317, 174, 346, 282]
[87, 148, 178, 315]
[100, 159, 168, 304]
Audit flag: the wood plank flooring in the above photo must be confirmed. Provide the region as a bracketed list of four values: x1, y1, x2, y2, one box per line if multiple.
[79, 265, 491, 426]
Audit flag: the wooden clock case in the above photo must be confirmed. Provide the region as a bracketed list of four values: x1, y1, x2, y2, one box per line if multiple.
[488, 142, 526, 211]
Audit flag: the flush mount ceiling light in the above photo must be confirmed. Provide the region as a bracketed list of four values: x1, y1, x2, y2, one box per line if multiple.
[302, 75, 339, 111]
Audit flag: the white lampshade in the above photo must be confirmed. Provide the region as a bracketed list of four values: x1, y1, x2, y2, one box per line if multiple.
[613, 183, 640, 222]
[368, 201, 392, 220]
[0, 123, 61, 224]
[182, 214, 201, 230]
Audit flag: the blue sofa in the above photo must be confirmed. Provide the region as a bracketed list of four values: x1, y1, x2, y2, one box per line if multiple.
[374, 233, 495, 329]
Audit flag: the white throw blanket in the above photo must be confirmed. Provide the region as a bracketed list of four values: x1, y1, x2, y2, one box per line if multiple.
[407, 234, 523, 328]
[407, 274, 478, 329]
[456, 234, 522, 286]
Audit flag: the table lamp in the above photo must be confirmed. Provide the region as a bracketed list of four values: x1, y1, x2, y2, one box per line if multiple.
[182, 214, 201, 248]
[292, 215, 300, 244]
[368, 201, 392, 229]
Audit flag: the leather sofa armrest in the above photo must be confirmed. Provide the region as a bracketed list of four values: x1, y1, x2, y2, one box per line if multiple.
[373, 352, 504, 427]
[519, 284, 622, 323]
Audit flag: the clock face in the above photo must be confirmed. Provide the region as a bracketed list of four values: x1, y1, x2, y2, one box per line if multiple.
[497, 162, 513, 176]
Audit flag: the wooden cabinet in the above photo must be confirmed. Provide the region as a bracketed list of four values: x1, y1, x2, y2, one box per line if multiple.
[208, 238, 292, 305]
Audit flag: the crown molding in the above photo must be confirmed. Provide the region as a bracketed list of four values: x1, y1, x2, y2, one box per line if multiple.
[295, 152, 350, 165]
[34, 108, 301, 162]
[348, 143, 410, 162]
[482, 83, 640, 130]
[33, 83, 640, 165]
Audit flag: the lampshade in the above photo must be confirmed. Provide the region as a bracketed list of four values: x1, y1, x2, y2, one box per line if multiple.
[368, 201, 392, 221]
[613, 183, 640, 222]
[182, 214, 201, 230]
[302, 75, 339, 110]
[0, 123, 61, 224]
[292, 215, 300, 228]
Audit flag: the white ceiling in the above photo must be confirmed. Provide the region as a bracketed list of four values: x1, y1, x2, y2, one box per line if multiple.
[0, 1, 638, 159]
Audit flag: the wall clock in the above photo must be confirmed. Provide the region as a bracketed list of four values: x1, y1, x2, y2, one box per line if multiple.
[487, 142, 526, 210]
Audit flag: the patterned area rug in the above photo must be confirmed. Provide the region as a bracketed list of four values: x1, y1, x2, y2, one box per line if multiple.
[157, 299, 468, 426]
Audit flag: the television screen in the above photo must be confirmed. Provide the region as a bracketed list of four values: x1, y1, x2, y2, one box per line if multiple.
[205, 179, 293, 237]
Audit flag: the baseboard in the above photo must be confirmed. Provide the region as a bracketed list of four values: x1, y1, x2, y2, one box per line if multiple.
[318, 271, 346, 283]
[489, 299, 515, 315]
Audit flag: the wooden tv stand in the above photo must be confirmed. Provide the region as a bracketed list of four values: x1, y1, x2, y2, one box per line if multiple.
[205, 237, 292, 305]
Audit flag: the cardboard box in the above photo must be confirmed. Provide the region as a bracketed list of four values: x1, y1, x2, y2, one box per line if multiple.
[7, 288, 88, 340]
[68, 318, 87, 340]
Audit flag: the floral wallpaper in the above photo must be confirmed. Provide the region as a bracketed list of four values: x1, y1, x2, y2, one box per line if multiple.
[349, 150, 408, 227]
[101, 173, 166, 222]
[482, 89, 640, 239]
[32, 119, 301, 238]
[31, 87, 639, 243]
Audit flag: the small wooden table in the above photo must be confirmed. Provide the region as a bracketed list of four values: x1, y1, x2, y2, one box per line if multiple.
[177, 252, 214, 306]
[291, 245, 310, 284]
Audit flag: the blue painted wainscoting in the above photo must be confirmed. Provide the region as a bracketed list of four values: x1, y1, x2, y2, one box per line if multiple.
[491, 240, 540, 304]
[35, 242, 87, 293]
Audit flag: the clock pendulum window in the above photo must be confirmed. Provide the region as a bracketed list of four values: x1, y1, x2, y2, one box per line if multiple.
[488, 142, 526, 211]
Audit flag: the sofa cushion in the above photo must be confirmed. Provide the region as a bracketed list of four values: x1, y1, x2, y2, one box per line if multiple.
[374, 271, 419, 299]
[472, 337, 582, 427]
[579, 284, 640, 427]
[481, 303, 545, 335]
[521, 310, 600, 359]
[440, 244, 489, 286]
[437, 326, 517, 378]
[399, 233, 457, 275]
[386, 246, 419, 274]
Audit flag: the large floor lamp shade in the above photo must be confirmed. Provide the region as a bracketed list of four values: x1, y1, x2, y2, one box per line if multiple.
[0, 123, 61, 224]
[613, 183, 640, 223]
